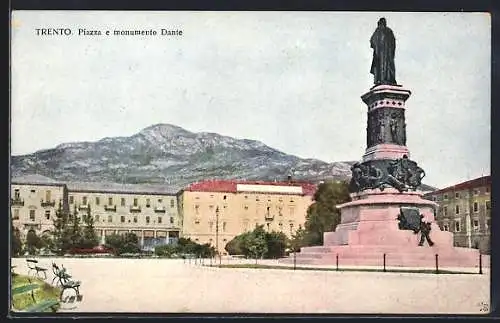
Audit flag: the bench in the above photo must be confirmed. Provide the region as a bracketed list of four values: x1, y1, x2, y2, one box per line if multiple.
[11, 278, 59, 313]
[51, 263, 82, 301]
[26, 259, 48, 280]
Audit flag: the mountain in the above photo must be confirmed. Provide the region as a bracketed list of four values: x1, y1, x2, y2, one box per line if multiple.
[11, 124, 358, 191]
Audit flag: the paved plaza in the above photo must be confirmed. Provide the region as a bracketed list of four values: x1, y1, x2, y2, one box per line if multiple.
[11, 257, 490, 314]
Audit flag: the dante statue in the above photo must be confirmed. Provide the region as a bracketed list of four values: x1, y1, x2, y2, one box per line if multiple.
[370, 18, 397, 86]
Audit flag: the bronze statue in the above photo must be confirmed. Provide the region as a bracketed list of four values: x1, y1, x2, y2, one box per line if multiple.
[370, 18, 397, 86]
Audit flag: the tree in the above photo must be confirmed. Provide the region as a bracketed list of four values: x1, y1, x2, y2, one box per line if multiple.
[264, 231, 288, 259]
[81, 205, 99, 248]
[25, 230, 44, 255]
[302, 180, 351, 246]
[246, 225, 268, 264]
[69, 206, 83, 249]
[105, 233, 140, 255]
[289, 226, 307, 252]
[11, 225, 22, 257]
[52, 201, 71, 255]
[225, 232, 251, 256]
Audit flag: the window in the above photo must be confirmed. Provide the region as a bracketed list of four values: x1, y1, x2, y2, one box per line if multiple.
[486, 201, 491, 210]
[278, 222, 283, 231]
[29, 210, 35, 221]
[82, 196, 88, 205]
[45, 210, 50, 220]
[108, 197, 113, 205]
[30, 189, 36, 194]
[455, 205, 460, 215]
[474, 189, 479, 196]
[121, 198, 125, 206]
[223, 195, 227, 200]
[158, 217, 162, 224]
[256, 196, 260, 201]
[95, 214, 100, 222]
[432, 196, 437, 201]
[133, 216, 137, 223]
[170, 199, 175, 208]
[209, 205, 214, 210]
[455, 192, 460, 199]
[13, 209, 19, 220]
[120, 216, 125, 223]
[289, 207, 295, 217]
[96, 197, 100, 205]
[210, 195, 214, 198]
[14, 189, 20, 199]
[209, 221, 213, 232]
[266, 223, 270, 231]
[146, 199, 150, 207]
[133, 198, 138, 206]
[195, 219, 200, 224]
[195, 205, 200, 214]
[290, 198, 295, 203]
[108, 215, 113, 223]
[443, 194, 448, 201]
[443, 224, 449, 232]
[244, 196, 248, 199]
[486, 187, 490, 194]
[146, 216, 150, 224]
[170, 217, 174, 224]
[244, 205, 248, 210]
[443, 206, 448, 216]
[222, 222, 227, 232]
[473, 220, 479, 232]
[473, 202, 479, 213]
[45, 190, 51, 201]
[69, 196, 74, 204]
[454, 220, 460, 232]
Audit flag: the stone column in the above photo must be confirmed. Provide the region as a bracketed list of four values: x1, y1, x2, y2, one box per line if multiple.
[140, 230, 145, 247]
[101, 230, 105, 244]
[166, 231, 170, 244]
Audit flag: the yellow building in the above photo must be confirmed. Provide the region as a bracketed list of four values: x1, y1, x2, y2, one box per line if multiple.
[179, 180, 317, 254]
[424, 175, 491, 254]
[66, 182, 181, 249]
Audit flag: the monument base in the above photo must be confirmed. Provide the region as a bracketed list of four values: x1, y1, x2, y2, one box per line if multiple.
[280, 189, 486, 268]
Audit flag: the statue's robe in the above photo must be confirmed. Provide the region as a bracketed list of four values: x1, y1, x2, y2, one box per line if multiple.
[370, 26, 396, 85]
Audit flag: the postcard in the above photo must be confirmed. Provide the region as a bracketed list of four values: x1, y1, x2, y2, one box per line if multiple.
[10, 10, 491, 315]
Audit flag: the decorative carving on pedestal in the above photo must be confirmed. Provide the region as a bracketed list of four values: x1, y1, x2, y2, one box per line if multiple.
[349, 155, 426, 193]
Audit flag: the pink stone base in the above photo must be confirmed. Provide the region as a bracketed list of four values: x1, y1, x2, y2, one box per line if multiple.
[279, 189, 485, 268]
[280, 245, 487, 268]
[363, 144, 409, 162]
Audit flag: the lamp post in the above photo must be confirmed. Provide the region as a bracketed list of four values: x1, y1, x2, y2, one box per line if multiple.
[215, 206, 219, 262]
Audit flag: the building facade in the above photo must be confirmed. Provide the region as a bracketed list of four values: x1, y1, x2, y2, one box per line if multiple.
[424, 175, 491, 254]
[179, 180, 316, 254]
[66, 182, 181, 250]
[11, 180, 69, 239]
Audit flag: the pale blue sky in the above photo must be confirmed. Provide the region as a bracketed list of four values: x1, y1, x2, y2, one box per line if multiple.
[11, 11, 490, 188]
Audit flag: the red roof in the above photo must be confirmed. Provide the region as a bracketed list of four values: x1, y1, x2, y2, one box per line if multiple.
[429, 175, 491, 195]
[184, 179, 317, 196]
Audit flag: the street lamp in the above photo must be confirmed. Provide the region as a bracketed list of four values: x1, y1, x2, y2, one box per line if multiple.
[215, 206, 219, 261]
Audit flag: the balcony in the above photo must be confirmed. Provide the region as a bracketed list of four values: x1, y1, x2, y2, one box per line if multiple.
[130, 205, 142, 213]
[154, 206, 166, 214]
[11, 198, 24, 207]
[104, 205, 117, 212]
[78, 204, 89, 210]
[264, 213, 274, 221]
[41, 199, 56, 207]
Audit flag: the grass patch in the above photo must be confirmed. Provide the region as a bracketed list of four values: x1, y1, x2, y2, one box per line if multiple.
[11, 274, 61, 312]
[213, 264, 478, 275]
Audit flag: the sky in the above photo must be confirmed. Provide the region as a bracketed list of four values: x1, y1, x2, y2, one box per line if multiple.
[11, 11, 490, 189]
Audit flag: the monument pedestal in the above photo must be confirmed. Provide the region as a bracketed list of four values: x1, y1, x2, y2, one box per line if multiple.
[281, 188, 484, 268]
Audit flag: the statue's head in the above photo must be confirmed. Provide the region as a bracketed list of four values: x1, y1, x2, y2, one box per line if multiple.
[378, 17, 387, 27]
